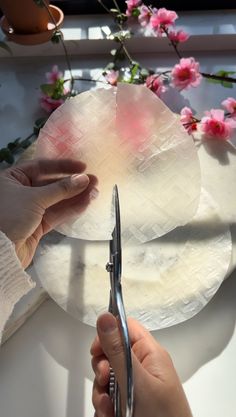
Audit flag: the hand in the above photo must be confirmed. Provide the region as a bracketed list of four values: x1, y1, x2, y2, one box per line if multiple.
[91, 313, 192, 417]
[0, 159, 96, 268]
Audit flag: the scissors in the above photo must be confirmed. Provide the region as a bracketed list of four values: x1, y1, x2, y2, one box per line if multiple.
[106, 185, 134, 417]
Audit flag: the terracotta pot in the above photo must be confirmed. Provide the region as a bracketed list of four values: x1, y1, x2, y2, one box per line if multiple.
[0, 0, 51, 34]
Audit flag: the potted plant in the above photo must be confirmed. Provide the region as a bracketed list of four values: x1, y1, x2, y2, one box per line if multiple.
[0, 0, 64, 45]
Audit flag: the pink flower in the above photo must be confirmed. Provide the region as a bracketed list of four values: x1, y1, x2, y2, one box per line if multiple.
[150, 8, 178, 33]
[105, 70, 119, 86]
[171, 57, 202, 90]
[222, 97, 236, 118]
[145, 74, 166, 97]
[126, 0, 142, 16]
[168, 29, 189, 43]
[40, 94, 65, 113]
[46, 65, 63, 84]
[180, 107, 197, 134]
[201, 109, 236, 140]
[138, 5, 151, 27]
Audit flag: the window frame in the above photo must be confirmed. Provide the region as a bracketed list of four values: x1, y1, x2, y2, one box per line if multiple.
[52, 0, 236, 15]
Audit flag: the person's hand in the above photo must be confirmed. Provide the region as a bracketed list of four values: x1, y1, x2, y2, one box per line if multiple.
[0, 159, 96, 268]
[91, 313, 192, 417]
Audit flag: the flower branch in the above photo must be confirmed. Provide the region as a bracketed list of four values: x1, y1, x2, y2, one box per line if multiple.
[1, 1, 236, 165]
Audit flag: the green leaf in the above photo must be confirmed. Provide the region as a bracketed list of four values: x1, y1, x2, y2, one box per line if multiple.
[21, 141, 31, 149]
[140, 68, 150, 78]
[33, 0, 44, 7]
[115, 13, 128, 24]
[222, 81, 233, 88]
[7, 137, 21, 151]
[132, 8, 140, 17]
[51, 30, 62, 44]
[0, 41, 12, 55]
[0, 148, 14, 164]
[5, 153, 14, 164]
[215, 70, 236, 77]
[109, 30, 131, 42]
[33, 116, 48, 135]
[110, 8, 119, 13]
[130, 63, 140, 82]
[206, 78, 221, 85]
[51, 79, 65, 99]
[207, 69, 235, 88]
[40, 83, 55, 96]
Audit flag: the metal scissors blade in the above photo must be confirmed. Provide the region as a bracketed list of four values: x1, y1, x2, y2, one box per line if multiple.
[106, 185, 134, 417]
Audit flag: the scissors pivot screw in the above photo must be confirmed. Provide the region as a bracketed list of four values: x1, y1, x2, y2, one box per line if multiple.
[106, 262, 114, 273]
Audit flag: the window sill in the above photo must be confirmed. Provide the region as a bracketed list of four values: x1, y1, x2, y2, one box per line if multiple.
[0, 10, 236, 58]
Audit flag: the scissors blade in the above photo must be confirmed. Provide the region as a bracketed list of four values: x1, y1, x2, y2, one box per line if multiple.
[111, 184, 122, 279]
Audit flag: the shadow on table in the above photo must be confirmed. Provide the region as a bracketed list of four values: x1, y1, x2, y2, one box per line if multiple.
[151, 270, 236, 383]
[0, 296, 96, 417]
[39, 266, 236, 392]
[202, 137, 236, 166]
[149, 220, 236, 243]
[2, 269, 235, 417]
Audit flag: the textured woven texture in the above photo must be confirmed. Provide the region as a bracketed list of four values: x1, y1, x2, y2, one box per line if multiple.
[36, 84, 201, 244]
[33, 190, 232, 330]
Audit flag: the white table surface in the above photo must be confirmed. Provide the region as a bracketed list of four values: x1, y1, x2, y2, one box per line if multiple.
[0, 38, 236, 416]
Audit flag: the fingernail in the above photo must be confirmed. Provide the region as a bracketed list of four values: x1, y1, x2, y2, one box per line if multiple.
[89, 187, 99, 200]
[98, 314, 117, 334]
[71, 173, 89, 187]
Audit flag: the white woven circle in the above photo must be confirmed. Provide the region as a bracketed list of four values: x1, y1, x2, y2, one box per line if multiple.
[33, 189, 231, 330]
[36, 84, 201, 244]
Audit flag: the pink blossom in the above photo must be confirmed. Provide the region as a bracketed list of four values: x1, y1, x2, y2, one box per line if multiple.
[138, 5, 151, 27]
[201, 109, 236, 140]
[171, 57, 202, 90]
[180, 107, 197, 134]
[46, 65, 63, 84]
[145, 74, 166, 97]
[150, 8, 178, 33]
[105, 70, 119, 86]
[125, 0, 142, 16]
[40, 94, 65, 113]
[222, 97, 236, 118]
[168, 29, 189, 43]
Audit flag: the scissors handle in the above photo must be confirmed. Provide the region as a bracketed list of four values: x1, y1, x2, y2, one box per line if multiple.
[108, 288, 133, 417]
[109, 362, 122, 417]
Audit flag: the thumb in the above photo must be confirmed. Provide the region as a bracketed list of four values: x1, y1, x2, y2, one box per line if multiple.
[36, 173, 90, 209]
[97, 313, 144, 399]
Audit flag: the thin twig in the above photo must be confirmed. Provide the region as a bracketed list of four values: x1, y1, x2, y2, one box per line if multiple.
[41, 0, 74, 90]
[113, 0, 121, 12]
[96, 0, 134, 65]
[201, 72, 236, 83]
[163, 27, 182, 60]
[63, 77, 106, 84]
[12, 132, 35, 153]
[161, 20, 236, 84]
[97, 0, 111, 14]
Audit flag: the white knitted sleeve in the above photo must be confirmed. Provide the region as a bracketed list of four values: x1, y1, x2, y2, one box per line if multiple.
[0, 231, 35, 343]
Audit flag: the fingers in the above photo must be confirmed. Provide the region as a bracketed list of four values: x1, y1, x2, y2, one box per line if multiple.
[35, 173, 90, 209]
[42, 174, 98, 232]
[91, 315, 156, 359]
[93, 313, 149, 415]
[91, 355, 110, 387]
[9, 159, 86, 186]
[92, 379, 114, 417]
[92, 313, 171, 385]
[96, 313, 130, 393]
